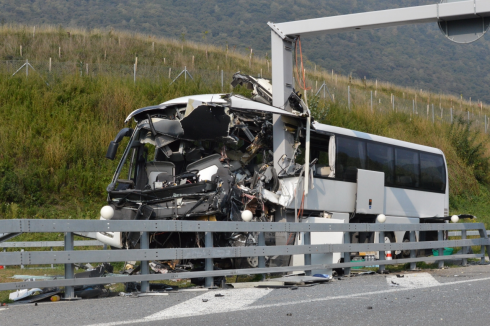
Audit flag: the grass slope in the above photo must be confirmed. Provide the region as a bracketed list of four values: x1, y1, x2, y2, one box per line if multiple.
[0, 26, 489, 229]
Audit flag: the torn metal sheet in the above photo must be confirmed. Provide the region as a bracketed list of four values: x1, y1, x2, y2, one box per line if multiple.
[180, 106, 231, 140]
[142, 119, 184, 138]
[98, 72, 311, 273]
[231, 73, 273, 105]
[272, 275, 332, 284]
[9, 288, 43, 301]
[16, 289, 61, 303]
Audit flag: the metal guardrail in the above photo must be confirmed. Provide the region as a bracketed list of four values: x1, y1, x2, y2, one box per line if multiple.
[0, 220, 488, 299]
[0, 240, 104, 248]
[448, 230, 490, 237]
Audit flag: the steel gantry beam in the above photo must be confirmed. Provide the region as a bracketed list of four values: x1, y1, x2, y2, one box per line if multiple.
[269, 0, 490, 109]
[269, 0, 490, 181]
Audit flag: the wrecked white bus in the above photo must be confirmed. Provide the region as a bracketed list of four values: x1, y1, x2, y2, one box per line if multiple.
[96, 73, 451, 273]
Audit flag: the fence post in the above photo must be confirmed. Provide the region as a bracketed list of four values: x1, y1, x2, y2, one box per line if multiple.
[379, 231, 385, 273]
[438, 231, 444, 269]
[451, 108, 453, 123]
[304, 231, 312, 276]
[348, 86, 350, 110]
[323, 81, 326, 99]
[205, 231, 214, 288]
[140, 231, 150, 293]
[432, 104, 435, 123]
[64, 232, 75, 299]
[343, 232, 351, 276]
[26, 59, 28, 77]
[461, 230, 467, 267]
[370, 91, 373, 112]
[258, 232, 266, 280]
[392, 95, 395, 111]
[133, 64, 136, 83]
[410, 231, 416, 270]
[413, 99, 415, 115]
[221, 70, 223, 93]
[485, 115, 487, 133]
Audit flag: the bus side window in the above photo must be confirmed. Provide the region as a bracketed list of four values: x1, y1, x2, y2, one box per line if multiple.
[309, 133, 334, 178]
[336, 136, 366, 182]
[395, 148, 420, 188]
[366, 142, 394, 185]
[420, 153, 446, 192]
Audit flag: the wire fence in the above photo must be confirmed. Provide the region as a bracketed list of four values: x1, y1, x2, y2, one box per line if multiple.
[304, 76, 490, 133]
[1, 59, 487, 133]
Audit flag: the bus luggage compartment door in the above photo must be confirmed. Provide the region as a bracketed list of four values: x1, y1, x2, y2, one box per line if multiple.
[356, 169, 384, 215]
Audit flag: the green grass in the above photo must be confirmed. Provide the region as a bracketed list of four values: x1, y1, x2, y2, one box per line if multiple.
[0, 73, 234, 221]
[0, 27, 489, 241]
[1, 73, 489, 233]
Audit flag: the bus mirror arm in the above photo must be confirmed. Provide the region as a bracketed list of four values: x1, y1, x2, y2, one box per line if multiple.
[106, 128, 134, 160]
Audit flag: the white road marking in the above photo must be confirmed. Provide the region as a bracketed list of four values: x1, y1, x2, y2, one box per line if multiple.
[86, 275, 490, 326]
[386, 272, 440, 288]
[146, 288, 273, 320]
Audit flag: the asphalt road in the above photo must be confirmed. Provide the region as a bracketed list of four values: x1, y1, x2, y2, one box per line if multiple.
[1, 264, 489, 326]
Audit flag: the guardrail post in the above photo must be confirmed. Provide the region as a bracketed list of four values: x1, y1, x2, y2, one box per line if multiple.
[478, 228, 489, 264]
[50, 247, 54, 269]
[140, 231, 150, 293]
[2, 248, 5, 269]
[461, 230, 467, 267]
[343, 231, 351, 276]
[204, 231, 214, 288]
[20, 249, 24, 269]
[304, 231, 312, 276]
[64, 232, 75, 299]
[379, 231, 385, 273]
[258, 232, 266, 280]
[438, 231, 444, 269]
[410, 231, 416, 270]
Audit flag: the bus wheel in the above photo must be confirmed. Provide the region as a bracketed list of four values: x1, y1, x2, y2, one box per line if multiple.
[401, 238, 411, 258]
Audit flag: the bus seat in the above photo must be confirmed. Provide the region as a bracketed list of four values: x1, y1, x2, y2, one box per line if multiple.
[186, 154, 232, 192]
[315, 165, 331, 177]
[146, 161, 175, 189]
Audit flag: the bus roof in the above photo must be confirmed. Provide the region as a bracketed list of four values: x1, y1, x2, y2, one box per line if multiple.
[312, 121, 444, 155]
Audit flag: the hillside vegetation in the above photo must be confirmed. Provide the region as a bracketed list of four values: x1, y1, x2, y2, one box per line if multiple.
[0, 26, 489, 228]
[1, 0, 490, 103]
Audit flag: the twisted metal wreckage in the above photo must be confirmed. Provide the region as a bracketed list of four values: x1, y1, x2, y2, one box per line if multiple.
[98, 73, 313, 272]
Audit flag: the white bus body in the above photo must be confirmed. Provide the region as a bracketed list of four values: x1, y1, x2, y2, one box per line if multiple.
[96, 74, 449, 271]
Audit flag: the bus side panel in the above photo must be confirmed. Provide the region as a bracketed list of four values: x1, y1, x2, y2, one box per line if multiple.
[286, 178, 356, 212]
[384, 187, 445, 218]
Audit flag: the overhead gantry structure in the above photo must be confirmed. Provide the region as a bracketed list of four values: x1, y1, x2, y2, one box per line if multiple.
[269, 0, 490, 185]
